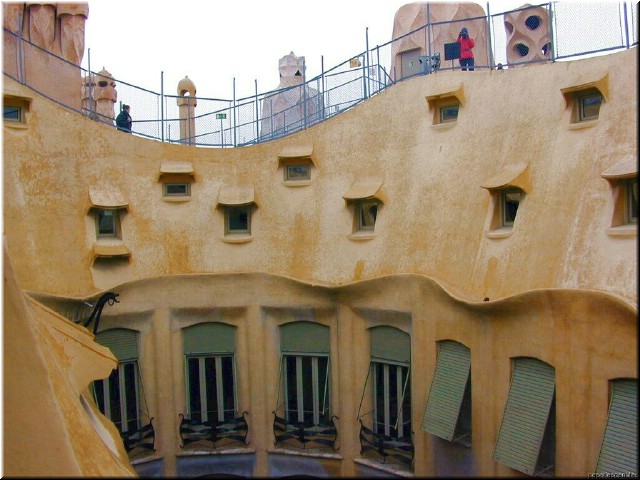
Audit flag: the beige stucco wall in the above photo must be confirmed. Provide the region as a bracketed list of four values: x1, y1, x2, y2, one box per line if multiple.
[3, 47, 637, 307]
[3, 44, 637, 477]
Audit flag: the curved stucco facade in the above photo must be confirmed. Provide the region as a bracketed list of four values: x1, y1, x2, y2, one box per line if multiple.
[3, 49, 637, 304]
[3, 40, 637, 478]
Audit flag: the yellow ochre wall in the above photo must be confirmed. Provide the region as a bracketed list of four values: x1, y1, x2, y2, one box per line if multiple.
[3, 46, 637, 477]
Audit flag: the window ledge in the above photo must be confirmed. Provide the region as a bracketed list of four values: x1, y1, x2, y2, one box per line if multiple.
[430, 122, 457, 130]
[267, 447, 342, 460]
[348, 232, 376, 241]
[176, 446, 255, 457]
[162, 196, 191, 203]
[486, 227, 513, 239]
[354, 458, 414, 477]
[282, 180, 312, 187]
[131, 454, 164, 465]
[222, 234, 253, 244]
[606, 224, 637, 237]
[3, 121, 29, 130]
[568, 119, 598, 130]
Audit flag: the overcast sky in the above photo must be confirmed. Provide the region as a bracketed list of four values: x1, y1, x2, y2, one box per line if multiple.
[81, 0, 521, 100]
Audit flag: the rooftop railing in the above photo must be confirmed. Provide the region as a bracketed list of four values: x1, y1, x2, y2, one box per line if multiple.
[3, 2, 637, 148]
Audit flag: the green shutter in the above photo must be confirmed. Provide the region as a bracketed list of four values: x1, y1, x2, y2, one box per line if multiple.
[95, 328, 138, 361]
[370, 326, 410, 364]
[596, 379, 638, 474]
[493, 357, 555, 476]
[280, 322, 329, 353]
[421, 340, 470, 440]
[183, 322, 236, 354]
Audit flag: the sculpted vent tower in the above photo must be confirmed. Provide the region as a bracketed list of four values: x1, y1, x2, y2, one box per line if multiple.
[504, 4, 551, 66]
[94, 68, 117, 123]
[2, 2, 89, 109]
[259, 51, 320, 140]
[177, 76, 197, 145]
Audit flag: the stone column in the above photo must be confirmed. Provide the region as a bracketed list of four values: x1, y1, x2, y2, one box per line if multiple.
[152, 308, 178, 476]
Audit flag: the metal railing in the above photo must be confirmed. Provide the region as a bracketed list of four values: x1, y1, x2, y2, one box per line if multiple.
[3, 2, 637, 148]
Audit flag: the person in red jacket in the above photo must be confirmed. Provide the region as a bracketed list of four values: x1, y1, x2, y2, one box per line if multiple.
[457, 27, 475, 71]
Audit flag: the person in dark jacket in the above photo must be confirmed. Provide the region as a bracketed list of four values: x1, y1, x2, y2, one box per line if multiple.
[115, 104, 132, 132]
[457, 27, 475, 71]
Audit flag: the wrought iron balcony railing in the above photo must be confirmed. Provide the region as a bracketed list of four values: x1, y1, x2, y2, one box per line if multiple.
[272, 412, 339, 451]
[178, 412, 250, 450]
[358, 419, 414, 468]
[121, 417, 156, 458]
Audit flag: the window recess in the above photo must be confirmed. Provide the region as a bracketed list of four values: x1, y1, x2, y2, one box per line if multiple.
[481, 162, 530, 238]
[561, 74, 608, 125]
[159, 161, 195, 201]
[342, 176, 386, 239]
[92, 328, 156, 459]
[426, 84, 465, 126]
[216, 183, 257, 242]
[3, 94, 31, 127]
[278, 144, 316, 185]
[601, 157, 638, 235]
[87, 185, 130, 260]
[273, 321, 338, 452]
[357, 326, 413, 469]
[179, 322, 249, 450]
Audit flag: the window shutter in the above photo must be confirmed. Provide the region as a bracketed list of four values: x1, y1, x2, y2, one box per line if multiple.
[596, 379, 638, 474]
[183, 322, 236, 354]
[280, 321, 329, 353]
[370, 326, 410, 365]
[421, 340, 470, 440]
[95, 328, 138, 361]
[493, 357, 555, 476]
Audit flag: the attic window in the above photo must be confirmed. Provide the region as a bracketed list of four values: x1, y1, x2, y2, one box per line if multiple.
[278, 144, 315, 186]
[481, 163, 530, 238]
[343, 177, 386, 239]
[217, 184, 256, 243]
[561, 75, 608, 125]
[601, 158, 638, 236]
[88, 186, 130, 260]
[3, 94, 31, 127]
[159, 162, 194, 201]
[426, 85, 465, 126]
